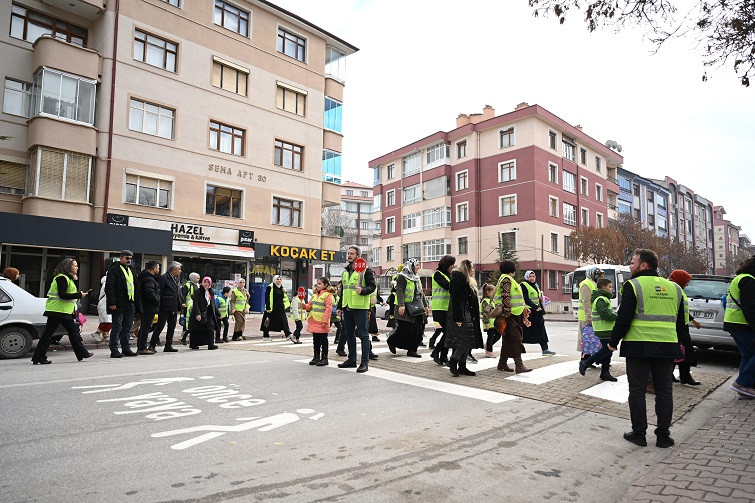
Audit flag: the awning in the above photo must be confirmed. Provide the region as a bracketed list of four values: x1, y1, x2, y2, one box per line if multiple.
[172, 241, 255, 260]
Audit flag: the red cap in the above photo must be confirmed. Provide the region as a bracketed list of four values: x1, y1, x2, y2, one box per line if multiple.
[668, 269, 692, 288]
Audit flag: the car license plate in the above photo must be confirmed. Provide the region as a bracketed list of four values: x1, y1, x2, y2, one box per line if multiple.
[691, 311, 714, 319]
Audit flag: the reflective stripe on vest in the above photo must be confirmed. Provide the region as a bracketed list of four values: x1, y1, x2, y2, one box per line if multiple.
[309, 291, 333, 322]
[232, 288, 246, 311]
[578, 278, 597, 321]
[122, 265, 134, 301]
[217, 296, 228, 318]
[269, 286, 291, 311]
[591, 295, 615, 333]
[342, 270, 370, 310]
[431, 271, 450, 311]
[402, 277, 417, 303]
[623, 276, 681, 343]
[494, 275, 525, 316]
[522, 281, 541, 306]
[46, 274, 77, 314]
[185, 282, 196, 329]
[724, 274, 755, 325]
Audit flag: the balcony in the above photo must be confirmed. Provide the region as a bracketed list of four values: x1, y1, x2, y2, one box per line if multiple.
[42, 0, 104, 20]
[323, 130, 342, 152]
[33, 36, 100, 80]
[28, 115, 96, 156]
[322, 181, 341, 207]
[424, 157, 450, 172]
[321, 235, 341, 252]
[607, 175, 619, 185]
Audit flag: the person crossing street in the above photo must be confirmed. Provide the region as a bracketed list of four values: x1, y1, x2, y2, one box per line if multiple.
[336, 246, 376, 373]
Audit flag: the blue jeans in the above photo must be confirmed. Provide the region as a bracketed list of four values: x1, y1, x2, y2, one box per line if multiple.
[729, 329, 755, 388]
[109, 303, 135, 352]
[342, 309, 370, 364]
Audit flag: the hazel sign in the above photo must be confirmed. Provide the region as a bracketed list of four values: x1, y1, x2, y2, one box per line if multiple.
[270, 245, 336, 261]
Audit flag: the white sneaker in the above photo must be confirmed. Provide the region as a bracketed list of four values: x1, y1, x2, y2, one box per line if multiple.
[92, 331, 103, 342]
[485, 351, 496, 358]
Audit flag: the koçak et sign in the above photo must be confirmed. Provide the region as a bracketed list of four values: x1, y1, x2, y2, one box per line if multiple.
[269, 245, 336, 261]
[107, 214, 254, 247]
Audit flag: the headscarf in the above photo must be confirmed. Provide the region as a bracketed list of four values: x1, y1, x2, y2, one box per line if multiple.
[202, 276, 212, 285]
[400, 259, 420, 282]
[668, 269, 692, 288]
[587, 267, 604, 282]
[524, 270, 535, 282]
[189, 272, 200, 284]
[272, 275, 284, 290]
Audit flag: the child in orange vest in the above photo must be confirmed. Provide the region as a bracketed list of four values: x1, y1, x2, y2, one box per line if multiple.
[302, 277, 334, 367]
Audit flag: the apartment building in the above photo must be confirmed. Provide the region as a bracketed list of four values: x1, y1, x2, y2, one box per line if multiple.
[337, 181, 376, 257]
[369, 104, 622, 311]
[616, 168, 670, 238]
[0, 0, 356, 304]
[712, 206, 742, 275]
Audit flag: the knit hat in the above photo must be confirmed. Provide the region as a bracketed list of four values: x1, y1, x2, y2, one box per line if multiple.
[668, 269, 692, 288]
[202, 276, 212, 285]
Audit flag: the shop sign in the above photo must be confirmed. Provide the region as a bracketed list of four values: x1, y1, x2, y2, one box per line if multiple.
[109, 214, 254, 247]
[270, 245, 336, 261]
[252, 264, 277, 276]
[106, 214, 129, 227]
[238, 230, 255, 247]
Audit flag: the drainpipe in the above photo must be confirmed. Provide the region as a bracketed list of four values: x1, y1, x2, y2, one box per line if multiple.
[475, 130, 481, 279]
[102, 0, 120, 223]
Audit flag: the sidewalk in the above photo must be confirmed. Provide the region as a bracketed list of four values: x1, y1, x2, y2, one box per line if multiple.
[621, 396, 755, 503]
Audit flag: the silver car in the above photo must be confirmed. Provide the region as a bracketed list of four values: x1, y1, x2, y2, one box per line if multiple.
[684, 274, 736, 350]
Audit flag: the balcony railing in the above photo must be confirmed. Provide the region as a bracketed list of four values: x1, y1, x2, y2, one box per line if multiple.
[607, 175, 619, 184]
[608, 203, 618, 211]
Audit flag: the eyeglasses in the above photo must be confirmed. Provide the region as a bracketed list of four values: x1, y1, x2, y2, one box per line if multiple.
[123, 256, 133, 260]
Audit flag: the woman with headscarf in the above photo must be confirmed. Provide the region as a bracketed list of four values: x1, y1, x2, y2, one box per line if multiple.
[387, 259, 429, 357]
[188, 276, 219, 350]
[578, 266, 604, 360]
[262, 275, 292, 340]
[668, 269, 701, 386]
[230, 278, 250, 340]
[521, 271, 555, 356]
[445, 260, 484, 377]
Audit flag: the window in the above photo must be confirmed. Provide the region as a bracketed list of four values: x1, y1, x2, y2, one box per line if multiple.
[0, 160, 27, 195]
[272, 196, 301, 227]
[373, 194, 381, 212]
[580, 148, 587, 165]
[129, 98, 173, 139]
[499, 127, 515, 148]
[403, 152, 420, 177]
[549, 130, 557, 149]
[456, 170, 468, 191]
[361, 191, 368, 198]
[402, 242, 421, 262]
[618, 201, 631, 214]
[276, 83, 306, 116]
[563, 203, 576, 226]
[213, 0, 249, 37]
[658, 196, 667, 209]
[210, 121, 244, 156]
[277, 27, 306, 62]
[581, 207, 589, 226]
[372, 166, 380, 187]
[211, 58, 248, 95]
[595, 183, 603, 202]
[206, 185, 242, 218]
[562, 140, 575, 161]
[345, 190, 354, 196]
[658, 216, 668, 231]
[33, 68, 96, 125]
[386, 190, 395, 206]
[647, 190, 655, 205]
[647, 214, 655, 227]
[134, 30, 177, 72]
[423, 239, 451, 262]
[562, 272, 571, 293]
[595, 156, 602, 172]
[499, 195, 517, 217]
[385, 216, 396, 234]
[402, 212, 421, 233]
[322, 150, 341, 184]
[458, 237, 468, 255]
[28, 147, 92, 203]
[403, 184, 421, 205]
[387, 164, 395, 179]
[580, 177, 588, 196]
[619, 176, 631, 193]
[562, 171, 576, 193]
[548, 270, 558, 290]
[548, 162, 558, 184]
[422, 206, 451, 230]
[360, 221, 369, 230]
[325, 46, 346, 81]
[549, 196, 559, 217]
[499, 231, 516, 250]
[426, 143, 449, 165]
[596, 212, 604, 228]
[633, 208, 640, 219]
[456, 202, 469, 223]
[423, 176, 448, 199]
[10, 4, 87, 46]
[161, 0, 180, 6]
[564, 236, 577, 260]
[386, 245, 394, 262]
[125, 173, 171, 209]
[274, 140, 303, 171]
[498, 161, 516, 182]
[3, 78, 32, 117]
[360, 237, 368, 245]
[550, 232, 559, 253]
[371, 248, 381, 267]
[324, 97, 342, 133]
[457, 141, 467, 159]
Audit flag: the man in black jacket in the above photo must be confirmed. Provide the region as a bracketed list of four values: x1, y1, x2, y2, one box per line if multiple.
[136, 261, 161, 355]
[150, 261, 182, 353]
[106, 250, 140, 358]
[336, 246, 376, 373]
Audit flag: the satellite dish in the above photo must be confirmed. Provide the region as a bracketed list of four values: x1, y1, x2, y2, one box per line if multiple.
[616, 145, 623, 152]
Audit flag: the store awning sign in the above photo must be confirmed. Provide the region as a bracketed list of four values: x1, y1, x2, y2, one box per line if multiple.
[270, 245, 336, 261]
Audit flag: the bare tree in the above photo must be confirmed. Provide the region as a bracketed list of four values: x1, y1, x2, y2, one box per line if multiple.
[569, 225, 627, 264]
[529, 0, 755, 86]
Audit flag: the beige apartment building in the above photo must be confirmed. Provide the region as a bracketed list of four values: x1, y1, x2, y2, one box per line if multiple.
[0, 0, 356, 309]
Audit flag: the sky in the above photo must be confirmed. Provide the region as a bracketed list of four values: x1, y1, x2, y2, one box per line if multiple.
[276, 0, 755, 239]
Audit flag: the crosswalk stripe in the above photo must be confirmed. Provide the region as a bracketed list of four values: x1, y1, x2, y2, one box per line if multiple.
[580, 374, 629, 403]
[505, 360, 579, 385]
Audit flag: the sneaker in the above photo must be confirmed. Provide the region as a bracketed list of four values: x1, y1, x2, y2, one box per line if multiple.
[736, 392, 754, 399]
[730, 382, 755, 398]
[542, 350, 556, 356]
[92, 331, 103, 343]
[294, 339, 302, 344]
[485, 351, 496, 358]
[289, 335, 296, 343]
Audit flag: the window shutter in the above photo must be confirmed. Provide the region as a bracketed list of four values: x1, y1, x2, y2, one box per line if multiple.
[64, 151, 90, 202]
[38, 148, 64, 199]
[221, 65, 236, 92]
[0, 161, 27, 194]
[211, 61, 222, 87]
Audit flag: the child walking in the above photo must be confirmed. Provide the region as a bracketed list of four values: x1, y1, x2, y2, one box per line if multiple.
[480, 284, 498, 358]
[579, 278, 619, 381]
[215, 286, 231, 343]
[303, 277, 334, 366]
[290, 291, 306, 344]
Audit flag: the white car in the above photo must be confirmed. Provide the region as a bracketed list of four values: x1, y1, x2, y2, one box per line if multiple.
[0, 277, 57, 359]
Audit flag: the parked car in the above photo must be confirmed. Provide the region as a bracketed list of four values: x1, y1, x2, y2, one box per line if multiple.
[684, 274, 737, 350]
[375, 303, 390, 320]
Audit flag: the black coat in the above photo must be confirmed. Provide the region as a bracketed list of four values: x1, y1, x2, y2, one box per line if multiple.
[105, 261, 140, 314]
[157, 272, 181, 313]
[444, 271, 483, 350]
[263, 285, 290, 333]
[188, 286, 219, 333]
[138, 269, 161, 315]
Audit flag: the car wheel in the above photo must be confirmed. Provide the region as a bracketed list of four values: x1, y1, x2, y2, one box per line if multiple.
[0, 326, 34, 359]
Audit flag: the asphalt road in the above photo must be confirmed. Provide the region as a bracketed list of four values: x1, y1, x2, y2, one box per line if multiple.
[0, 321, 740, 503]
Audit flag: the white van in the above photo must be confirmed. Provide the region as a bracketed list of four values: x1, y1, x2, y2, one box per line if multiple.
[565, 264, 631, 319]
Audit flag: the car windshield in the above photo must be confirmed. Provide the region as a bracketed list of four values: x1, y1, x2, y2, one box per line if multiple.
[684, 279, 730, 300]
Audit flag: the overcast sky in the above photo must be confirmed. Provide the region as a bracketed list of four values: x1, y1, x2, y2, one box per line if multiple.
[277, 0, 755, 239]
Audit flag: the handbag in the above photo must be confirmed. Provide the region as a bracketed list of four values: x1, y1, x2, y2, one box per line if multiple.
[405, 299, 425, 317]
[580, 325, 603, 354]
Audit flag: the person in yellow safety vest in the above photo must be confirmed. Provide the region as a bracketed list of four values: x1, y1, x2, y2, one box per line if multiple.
[31, 258, 93, 364]
[336, 245, 377, 373]
[387, 258, 430, 359]
[723, 256, 755, 398]
[263, 275, 291, 340]
[429, 255, 456, 365]
[608, 248, 685, 449]
[214, 286, 231, 344]
[329, 285, 344, 350]
[493, 259, 532, 374]
[302, 277, 335, 366]
[180, 273, 200, 344]
[521, 270, 556, 356]
[578, 277, 619, 381]
[289, 288, 307, 344]
[385, 264, 404, 329]
[480, 283, 498, 358]
[105, 249, 140, 358]
[230, 278, 249, 341]
[578, 267, 604, 358]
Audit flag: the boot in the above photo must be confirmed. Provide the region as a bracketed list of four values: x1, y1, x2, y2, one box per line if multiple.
[309, 348, 320, 365]
[222, 336, 230, 343]
[448, 357, 459, 377]
[497, 357, 514, 372]
[514, 357, 532, 374]
[458, 358, 476, 376]
[316, 351, 329, 366]
[428, 334, 438, 349]
[231, 331, 241, 341]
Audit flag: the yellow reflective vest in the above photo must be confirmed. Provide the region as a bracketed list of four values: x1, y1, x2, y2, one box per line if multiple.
[622, 276, 682, 343]
[724, 274, 755, 325]
[46, 274, 77, 314]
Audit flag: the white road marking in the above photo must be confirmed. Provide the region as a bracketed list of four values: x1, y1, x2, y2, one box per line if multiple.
[506, 360, 580, 385]
[580, 374, 629, 403]
[254, 338, 313, 346]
